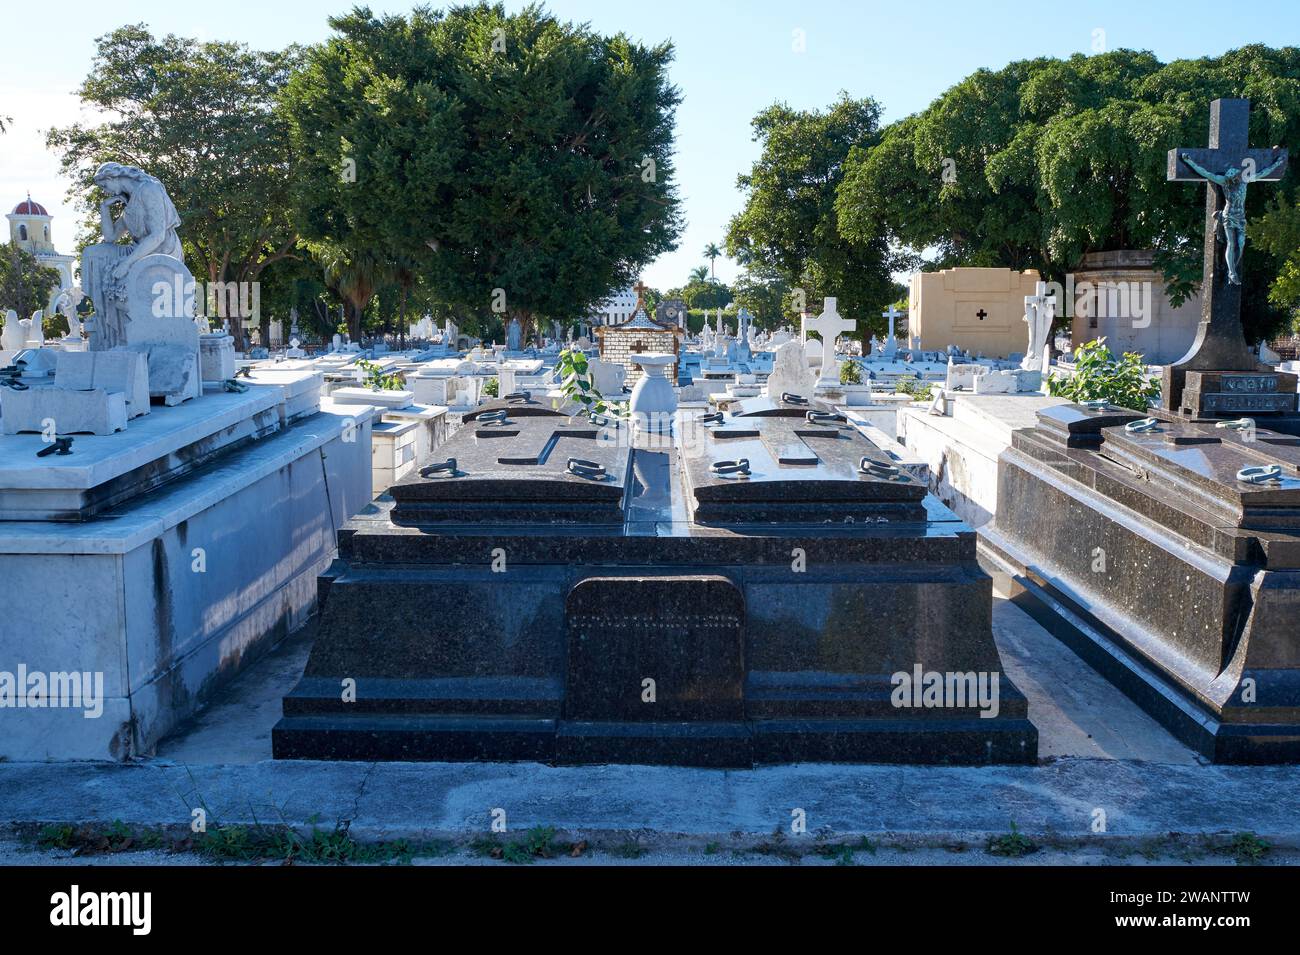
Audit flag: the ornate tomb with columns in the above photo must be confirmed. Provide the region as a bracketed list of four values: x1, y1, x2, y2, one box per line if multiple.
[274, 393, 1036, 766]
[979, 99, 1299, 763]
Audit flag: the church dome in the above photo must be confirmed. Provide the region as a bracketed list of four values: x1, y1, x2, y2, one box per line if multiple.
[12, 198, 49, 216]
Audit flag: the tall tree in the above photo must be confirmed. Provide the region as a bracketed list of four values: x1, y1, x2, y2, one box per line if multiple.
[1253, 197, 1300, 326]
[46, 24, 302, 349]
[731, 269, 791, 329]
[0, 242, 61, 323]
[703, 242, 721, 278]
[726, 93, 908, 338]
[282, 2, 683, 342]
[316, 244, 388, 342]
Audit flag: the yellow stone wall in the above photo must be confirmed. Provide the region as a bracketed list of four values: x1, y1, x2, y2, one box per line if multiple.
[597, 329, 679, 382]
[909, 267, 1041, 358]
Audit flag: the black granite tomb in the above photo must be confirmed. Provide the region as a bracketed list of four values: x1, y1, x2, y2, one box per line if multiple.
[274, 394, 1036, 766]
[980, 99, 1299, 763]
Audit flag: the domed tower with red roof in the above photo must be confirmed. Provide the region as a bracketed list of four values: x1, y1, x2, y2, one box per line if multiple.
[6, 193, 77, 306]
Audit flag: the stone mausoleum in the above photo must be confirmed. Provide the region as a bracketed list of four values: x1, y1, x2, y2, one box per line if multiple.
[595, 283, 683, 383]
[1070, 250, 1203, 365]
[909, 267, 1043, 358]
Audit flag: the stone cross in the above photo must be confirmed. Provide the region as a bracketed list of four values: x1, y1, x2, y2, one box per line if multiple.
[803, 297, 857, 385]
[633, 280, 648, 312]
[1164, 98, 1289, 409]
[881, 304, 901, 358]
[1021, 281, 1055, 372]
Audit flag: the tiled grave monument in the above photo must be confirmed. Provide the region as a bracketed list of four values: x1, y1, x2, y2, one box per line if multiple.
[275, 392, 1036, 766]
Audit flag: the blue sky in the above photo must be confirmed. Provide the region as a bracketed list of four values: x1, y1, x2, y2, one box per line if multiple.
[1, 0, 1295, 293]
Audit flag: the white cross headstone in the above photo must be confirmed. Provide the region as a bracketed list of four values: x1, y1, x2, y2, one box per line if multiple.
[881, 304, 902, 358]
[803, 297, 856, 385]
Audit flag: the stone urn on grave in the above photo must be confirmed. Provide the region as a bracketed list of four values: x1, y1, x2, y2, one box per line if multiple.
[628, 352, 677, 432]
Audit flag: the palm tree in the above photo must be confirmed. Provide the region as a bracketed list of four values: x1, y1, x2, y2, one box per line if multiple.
[688, 265, 709, 284]
[315, 243, 388, 342]
[703, 243, 721, 279]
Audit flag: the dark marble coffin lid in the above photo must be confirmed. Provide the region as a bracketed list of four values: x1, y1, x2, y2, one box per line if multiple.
[1101, 421, 1300, 514]
[681, 414, 926, 524]
[388, 411, 631, 521]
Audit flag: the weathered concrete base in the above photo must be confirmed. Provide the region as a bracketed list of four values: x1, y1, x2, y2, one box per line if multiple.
[0, 405, 375, 761]
[898, 395, 1066, 528]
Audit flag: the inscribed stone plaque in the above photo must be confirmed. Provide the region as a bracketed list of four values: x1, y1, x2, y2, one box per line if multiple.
[564, 576, 744, 721]
[1203, 393, 1297, 414]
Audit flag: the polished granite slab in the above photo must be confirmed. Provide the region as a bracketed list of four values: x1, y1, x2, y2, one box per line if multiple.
[276, 399, 1035, 766]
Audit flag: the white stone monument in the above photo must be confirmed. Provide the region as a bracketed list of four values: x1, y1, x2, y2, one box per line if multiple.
[0, 309, 23, 352]
[765, 338, 818, 399]
[80, 162, 201, 405]
[803, 297, 856, 385]
[1021, 281, 1055, 373]
[881, 304, 901, 358]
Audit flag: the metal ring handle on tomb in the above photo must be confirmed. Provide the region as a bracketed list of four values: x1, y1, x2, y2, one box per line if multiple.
[860, 457, 901, 479]
[806, 411, 846, 424]
[504, 391, 530, 403]
[420, 457, 458, 478]
[1124, 417, 1161, 433]
[711, 458, 751, 476]
[701, 412, 724, 425]
[781, 393, 809, 405]
[1079, 399, 1110, 411]
[1237, 465, 1282, 485]
[567, 457, 607, 479]
[477, 409, 510, 425]
[1215, 417, 1256, 432]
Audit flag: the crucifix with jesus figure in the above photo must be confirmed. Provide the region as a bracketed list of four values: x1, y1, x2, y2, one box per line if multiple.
[1163, 98, 1291, 415]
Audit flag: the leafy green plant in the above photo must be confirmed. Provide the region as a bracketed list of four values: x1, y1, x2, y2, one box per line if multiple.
[36, 824, 76, 850]
[556, 348, 624, 418]
[987, 821, 1039, 858]
[482, 376, 499, 398]
[355, 358, 404, 392]
[840, 358, 863, 385]
[1228, 832, 1269, 865]
[1047, 338, 1160, 411]
[893, 375, 932, 400]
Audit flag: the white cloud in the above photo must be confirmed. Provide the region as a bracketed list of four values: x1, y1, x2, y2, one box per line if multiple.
[0, 84, 92, 246]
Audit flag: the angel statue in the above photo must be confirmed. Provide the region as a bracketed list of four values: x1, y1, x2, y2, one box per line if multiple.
[81, 162, 185, 350]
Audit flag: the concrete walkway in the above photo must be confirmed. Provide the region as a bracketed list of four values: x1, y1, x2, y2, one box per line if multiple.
[1, 598, 1296, 865]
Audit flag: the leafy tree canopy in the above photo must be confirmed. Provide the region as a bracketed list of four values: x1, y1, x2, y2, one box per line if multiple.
[836, 45, 1300, 341]
[726, 92, 912, 337]
[682, 278, 730, 309]
[46, 24, 302, 348]
[282, 2, 682, 341]
[0, 243, 62, 324]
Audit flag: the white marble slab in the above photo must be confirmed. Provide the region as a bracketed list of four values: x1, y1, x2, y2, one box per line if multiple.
[0, 403, 377, 555]
[0, 385, 282, 492]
